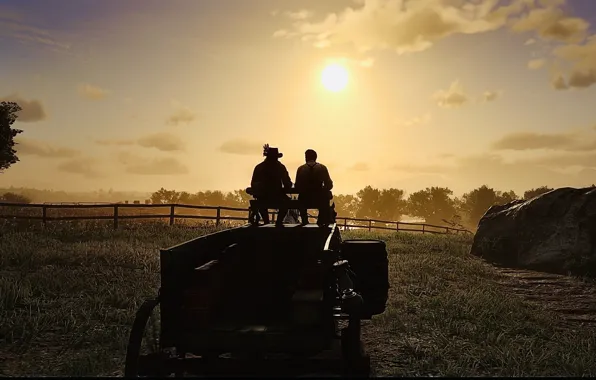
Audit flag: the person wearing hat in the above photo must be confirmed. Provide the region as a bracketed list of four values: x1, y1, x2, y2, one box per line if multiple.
[294, 148, 334, 226]
[250, 144, 292, 225]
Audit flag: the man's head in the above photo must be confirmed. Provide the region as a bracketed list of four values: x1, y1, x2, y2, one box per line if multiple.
[263, 144, 283, 160]
[305, 149, 317, 162]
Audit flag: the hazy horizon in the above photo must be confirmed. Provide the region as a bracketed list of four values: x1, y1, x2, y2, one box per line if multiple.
[2, 0, 596, 196]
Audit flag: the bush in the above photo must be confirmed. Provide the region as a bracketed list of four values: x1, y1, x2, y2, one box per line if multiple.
[0, 192, 32, 204]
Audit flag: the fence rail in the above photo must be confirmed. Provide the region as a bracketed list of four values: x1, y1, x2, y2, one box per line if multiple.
[0, 202, 473, 235]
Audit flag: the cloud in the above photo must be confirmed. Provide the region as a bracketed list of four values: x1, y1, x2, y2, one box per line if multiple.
[482, 90, 501, 102]
[396, 112, 432, 127]
[166, 100, 197, 126]
[510, 4, 589, 44]
[433, 80, 468, 108]
[285, 10, 313, 20]
[95, 139, 135, 146]
[57, 157, 103, 178]
[349, 162, 369, 171]
[218, 139, 264, 155]
[95, 132, 185, 152]
[14, 138, 80, 158]
[137, 132, 185, 152]
[0, 6, 70, 52]
[275, 0, 544, 55]
[550, 72, 568, 89]
[551, 35, 596, 89]
[520, 151, 596, 168]
[78, 83, 110, 100]
[0, 94, 47, 122]
[528, 58, 546, 69]
[117, 152, 189, 175]
[490, 131, 596, 151]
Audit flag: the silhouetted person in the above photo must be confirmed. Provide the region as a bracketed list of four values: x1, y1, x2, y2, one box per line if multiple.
[250, 144, 292, 226]
[294, 149, 333, 225]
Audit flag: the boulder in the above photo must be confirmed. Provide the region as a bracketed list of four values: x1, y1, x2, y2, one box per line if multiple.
[470, 186, 596, 277]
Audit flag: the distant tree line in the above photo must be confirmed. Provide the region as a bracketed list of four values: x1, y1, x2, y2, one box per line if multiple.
[148, 185, 556, 230]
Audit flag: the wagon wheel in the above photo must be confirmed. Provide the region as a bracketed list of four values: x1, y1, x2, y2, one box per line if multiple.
[125, 298, 167, 377]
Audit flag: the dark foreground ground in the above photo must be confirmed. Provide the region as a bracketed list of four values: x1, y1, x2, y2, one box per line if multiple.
[1, 222, 595, 376]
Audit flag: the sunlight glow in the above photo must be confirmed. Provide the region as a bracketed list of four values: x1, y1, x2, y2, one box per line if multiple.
[321, 64, 349, 92]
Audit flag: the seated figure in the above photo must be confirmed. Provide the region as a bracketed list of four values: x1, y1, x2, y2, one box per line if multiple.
[294, 149, 334, 226]
[250, 144, 292, 226]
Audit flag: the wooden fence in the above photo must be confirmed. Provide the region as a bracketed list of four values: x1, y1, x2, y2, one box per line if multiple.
[0, 202, 472, 235]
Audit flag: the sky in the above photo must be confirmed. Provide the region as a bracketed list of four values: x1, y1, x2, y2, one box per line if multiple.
[2, 0, 596, 197]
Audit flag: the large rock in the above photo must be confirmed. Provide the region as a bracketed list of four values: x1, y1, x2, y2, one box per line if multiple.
[470, 186, 596, 277]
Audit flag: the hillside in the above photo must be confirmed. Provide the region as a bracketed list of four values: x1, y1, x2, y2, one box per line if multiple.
[1, 224, 595, 376]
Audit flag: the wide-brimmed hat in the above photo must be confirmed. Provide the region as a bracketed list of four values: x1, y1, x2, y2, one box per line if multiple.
[263, 144, 283, 158]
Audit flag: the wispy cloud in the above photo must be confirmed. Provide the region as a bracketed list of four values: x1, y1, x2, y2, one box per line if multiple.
[95, 132, 185, 152]
[166, 100, 197, 126]
[0, 93, 47, 123]
[117, 152, 189, 175]
[0, 5, 70, 52]
[57, 157, 104, 178]
[14, 138, 80, 158]
[218, 139, 264, 155]
[433, 80, 469, 109]
[78, 84, 110, 100]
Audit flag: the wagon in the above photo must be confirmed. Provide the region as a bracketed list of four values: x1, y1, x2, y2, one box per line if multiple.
[124, 194, 390, 377]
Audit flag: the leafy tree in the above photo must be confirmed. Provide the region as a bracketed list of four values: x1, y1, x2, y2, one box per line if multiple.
[197, 190, 226, 206]
[460, 185, 516, 227]
[232, 189, 251, 208]
[0, 192, 31, 204]
[524, 186, 554, 200]
[407, 186, 457, 225]
[333, 194, 358, 218]
[376, 188, 407, 221]
[355, 186, 381, 219]
[0, 101, 23, 172]
[150, 188, 180, 204]
[499, 190, 518, 204]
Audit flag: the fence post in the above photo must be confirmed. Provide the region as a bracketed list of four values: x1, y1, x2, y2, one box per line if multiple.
[42, 205, 47, 227]
[216, 207, 221, 226]
[396, 222, 399, 232]
[422, 224, 425, 234]
[368, 220, 372, 232]
[169, 205, 175, 226]
[343, 218, 347, 231]
[113, 205, 119, 229]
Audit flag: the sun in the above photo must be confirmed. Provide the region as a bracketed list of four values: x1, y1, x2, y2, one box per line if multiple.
[321, 63, 349, 92]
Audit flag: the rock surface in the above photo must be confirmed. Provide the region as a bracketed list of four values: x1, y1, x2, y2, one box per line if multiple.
[470, 186, 596, 277]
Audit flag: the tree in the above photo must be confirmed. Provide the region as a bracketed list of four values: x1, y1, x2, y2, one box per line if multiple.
[499, 190, 518, 204]
[150, 188, 180, 204]
[376, 188, 407, 221]
[333, 194, 358, 218]
[0, 192, 31, 203]
[0, 101, 23, 172]
[524, 186, 554, 200]
[406, 186, 457, 225]
[355, 186, 381, 219]
[460, 185, 518, 227]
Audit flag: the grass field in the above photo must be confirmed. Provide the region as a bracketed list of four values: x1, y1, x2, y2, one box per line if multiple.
[1, 222, 595, 376]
